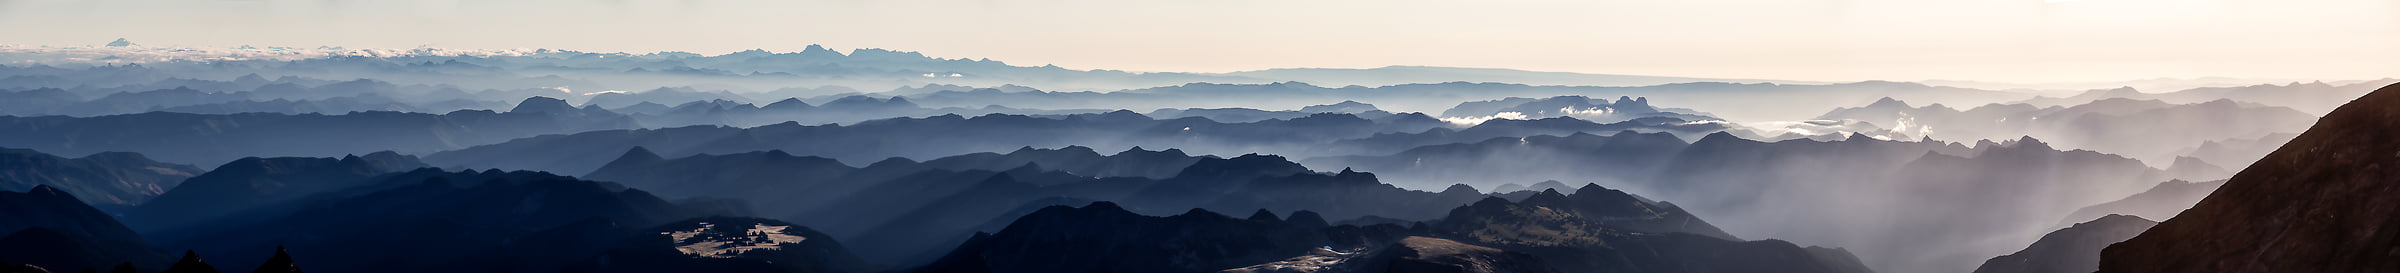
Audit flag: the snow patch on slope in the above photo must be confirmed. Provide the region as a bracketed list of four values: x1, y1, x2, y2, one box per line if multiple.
[664, 222, 809, 258]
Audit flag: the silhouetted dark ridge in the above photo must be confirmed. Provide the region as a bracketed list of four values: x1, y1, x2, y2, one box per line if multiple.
[125, 154, 427, 233]
[1286, 210, 1331, 229]
[507, 96, 577, 114]
[916, 202, 1357, 273]
[1247, 209, 1285, 223]
[720, 149, 1495, 265]
[1429, 193, 1869, 273]
[0, 185, 165, 272]
[1340, 236, 1563, 273]
[160, 251, 218, 273]
[247, 247, 299, 273]
[584, 148, 852, 199]
[0, 263, 43, 273]
[161, 168, 716, 273]
[1976, 215, 2155, 273]
[2097, 82, 2400, 272]
[1298, 100, 1379, 113]
[762, 98, 814, 111]
[600, 147, 666, 169]
[0, 226, 165, 273]
[1441, 183, 1480, 195]
[0, 147, 201, 208]
[931, 179, 1862, 273]
[1173, 154, 1311, 180]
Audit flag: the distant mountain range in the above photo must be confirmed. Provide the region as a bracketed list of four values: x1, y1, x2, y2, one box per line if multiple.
[586, 147, 1495, 264]
[0, 46, 1818, 94]
[1311, 131, 2174, 273]
[2019, 79, 2399, 115]
[1222, 65, 1812, 87]
[1813, 97, 2318, 166]
[3, 139, 1878, 273]
[919, 184, 1869, 273]
[427, 111, 1442, 174]
[0, 97, 639, 166]
[874, 81, 2028, 122]
[4, 44, 2390, 273]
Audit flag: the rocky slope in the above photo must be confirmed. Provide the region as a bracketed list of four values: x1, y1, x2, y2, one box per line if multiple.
[2096, 82, 2400, 272]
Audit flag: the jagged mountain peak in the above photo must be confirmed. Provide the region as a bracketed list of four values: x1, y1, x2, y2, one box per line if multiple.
[249, 246, 300, 273]
[25, 185, 70, 199]
[1247, 209, 1283, 223]
[161, 250, 217, 273]
[1286, 211, 1330, 228]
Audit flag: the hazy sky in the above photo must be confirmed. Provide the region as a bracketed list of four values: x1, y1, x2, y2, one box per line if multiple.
[0, 0, 2393, 83]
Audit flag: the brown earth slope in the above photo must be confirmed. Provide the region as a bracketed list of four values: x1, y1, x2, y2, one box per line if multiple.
[2096, 82, 2400, 272]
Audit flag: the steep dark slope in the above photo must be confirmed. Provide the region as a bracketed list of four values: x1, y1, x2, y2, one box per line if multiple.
[1974, 215, 2157, 273]
[123, 152, 426, 233]
[248, 247, 301, 273]
[160, 251, 220, 273]
[2096, 83, 2400, 272]
[0, 147, 201, 208]
[0, 186, 169, 272]
[917, 202, 1451, 273]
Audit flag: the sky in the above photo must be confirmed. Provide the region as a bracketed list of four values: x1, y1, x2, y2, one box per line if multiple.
[0, 0, 2393, 83]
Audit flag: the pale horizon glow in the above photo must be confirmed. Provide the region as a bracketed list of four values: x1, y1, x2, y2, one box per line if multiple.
[0, 0, 2394, 83]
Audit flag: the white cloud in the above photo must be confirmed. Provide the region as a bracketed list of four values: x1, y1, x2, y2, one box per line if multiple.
[1439, 111, 1528, 126]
